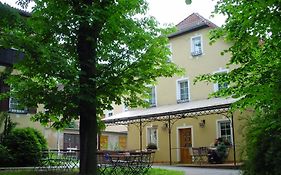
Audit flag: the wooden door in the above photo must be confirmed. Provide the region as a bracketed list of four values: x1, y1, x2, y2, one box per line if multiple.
[179, 128, 192, 164]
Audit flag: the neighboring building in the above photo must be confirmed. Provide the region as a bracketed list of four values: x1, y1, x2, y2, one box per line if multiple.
[104, 13, 245, 164]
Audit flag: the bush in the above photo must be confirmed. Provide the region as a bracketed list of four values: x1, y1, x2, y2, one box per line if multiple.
[0, 144, 14, 167]
[2, 127, 47, 167]
[243, 113, 281, 175]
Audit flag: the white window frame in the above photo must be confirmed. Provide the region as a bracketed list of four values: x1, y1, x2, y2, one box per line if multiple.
[148, 85, 157, 107]
[167, 43, 172, 62]
[9, 97, 27, 114]
[216, 119, 233, 145]
[213, 68, 229, 92]
[190, 35, 203, 56]
[176, 78, 190, 103]
[146, 126, 158, 148]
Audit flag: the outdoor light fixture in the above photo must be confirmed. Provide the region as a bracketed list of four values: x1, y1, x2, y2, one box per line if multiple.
[199, 119, 205, 128]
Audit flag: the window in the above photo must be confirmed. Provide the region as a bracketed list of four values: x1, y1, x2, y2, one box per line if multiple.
[176, 79, 189, 103]
[191, 35, 203, 56]
[217, 82, 228, 91]
[213, 69, 228, 92]
[167, 44, 172, 62]
[148, 86, 156, 107]
[105, 110, 113, 118]
[9, 97, 27, 113]
[218, 120, 232, 145]
[147, 127, 158, 147]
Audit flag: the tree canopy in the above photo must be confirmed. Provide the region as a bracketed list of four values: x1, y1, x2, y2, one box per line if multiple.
[196, 1, 281, 174]
[196, 0, 281, 113]
[0, 0, 182, 174]
[0, 0, 181, 127]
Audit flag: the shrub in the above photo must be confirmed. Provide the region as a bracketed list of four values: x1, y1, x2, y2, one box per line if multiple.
[2, 127, 47, 167]
[243, 113, 281, 175]
[0, 144, 14, 167]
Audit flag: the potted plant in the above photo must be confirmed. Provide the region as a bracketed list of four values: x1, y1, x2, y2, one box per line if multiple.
[146, 143, 157, 150]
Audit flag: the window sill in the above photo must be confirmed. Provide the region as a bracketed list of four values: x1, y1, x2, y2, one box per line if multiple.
[177, 99, 189, 104]
[191, 51, 203, 57]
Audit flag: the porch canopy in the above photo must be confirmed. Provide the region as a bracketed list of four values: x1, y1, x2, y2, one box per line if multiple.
[103, 98, 238, 165]
[103, 98, 237, 125]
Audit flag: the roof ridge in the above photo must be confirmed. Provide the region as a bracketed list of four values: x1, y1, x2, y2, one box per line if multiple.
[176, 12, 196, 28]
[176, 12, 217, 31]
[194, 13, 217, 28]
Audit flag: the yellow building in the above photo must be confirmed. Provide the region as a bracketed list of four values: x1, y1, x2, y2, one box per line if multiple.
[104, 13, 245, 165]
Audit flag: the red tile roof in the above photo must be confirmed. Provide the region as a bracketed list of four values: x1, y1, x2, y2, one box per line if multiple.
[168, 13, 217, 38]
[176, 13, 217, 31]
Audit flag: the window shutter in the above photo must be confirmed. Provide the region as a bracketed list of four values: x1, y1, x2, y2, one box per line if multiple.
[0, 80, 10, 112]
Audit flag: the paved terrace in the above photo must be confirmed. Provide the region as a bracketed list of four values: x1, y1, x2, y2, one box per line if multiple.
[154, 165, 242, 175]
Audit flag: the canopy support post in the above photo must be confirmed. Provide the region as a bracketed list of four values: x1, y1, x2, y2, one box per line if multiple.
[168, 115, 172, 165]
[139, 118, 143, 151]
[231, 113, 237, 166]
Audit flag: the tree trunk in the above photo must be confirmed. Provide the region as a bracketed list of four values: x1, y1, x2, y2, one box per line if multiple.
[77, 3, 99, 173]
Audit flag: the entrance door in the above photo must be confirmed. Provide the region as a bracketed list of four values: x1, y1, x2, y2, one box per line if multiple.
[179, 128, 192, 163]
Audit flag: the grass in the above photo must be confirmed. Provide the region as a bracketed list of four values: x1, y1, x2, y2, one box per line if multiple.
[0, 168, 184, 175]
[148, 168, 184, 175]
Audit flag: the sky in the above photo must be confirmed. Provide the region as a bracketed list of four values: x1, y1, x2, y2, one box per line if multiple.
[0, 0, 226, 26]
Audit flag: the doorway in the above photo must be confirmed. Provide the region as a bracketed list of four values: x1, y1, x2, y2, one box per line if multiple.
[179, 128, 192, 163]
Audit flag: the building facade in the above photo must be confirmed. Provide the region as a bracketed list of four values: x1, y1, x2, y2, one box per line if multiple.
[104, 13, 245, 164]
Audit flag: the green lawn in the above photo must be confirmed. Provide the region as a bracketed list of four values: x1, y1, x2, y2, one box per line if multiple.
[0, 168, 184, 175]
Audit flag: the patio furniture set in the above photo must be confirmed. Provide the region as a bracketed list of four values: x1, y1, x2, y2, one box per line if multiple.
[35, 149, 155, 175]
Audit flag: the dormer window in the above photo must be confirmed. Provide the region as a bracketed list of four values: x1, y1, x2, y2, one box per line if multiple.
[191, 36, 203, 56]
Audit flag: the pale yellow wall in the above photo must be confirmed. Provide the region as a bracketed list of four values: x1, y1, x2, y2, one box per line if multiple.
[111, 27, 233, 111]
[157, 28, 232, 106]
[10, 113, 44, 131]
[125, 27, 246, 163]
[127, 111, 246, 163]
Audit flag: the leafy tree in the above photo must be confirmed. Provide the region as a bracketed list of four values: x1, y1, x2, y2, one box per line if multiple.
[197, 0, 281, 112]
[196, 0, 281, 174]
[0, 0, 181, 174]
